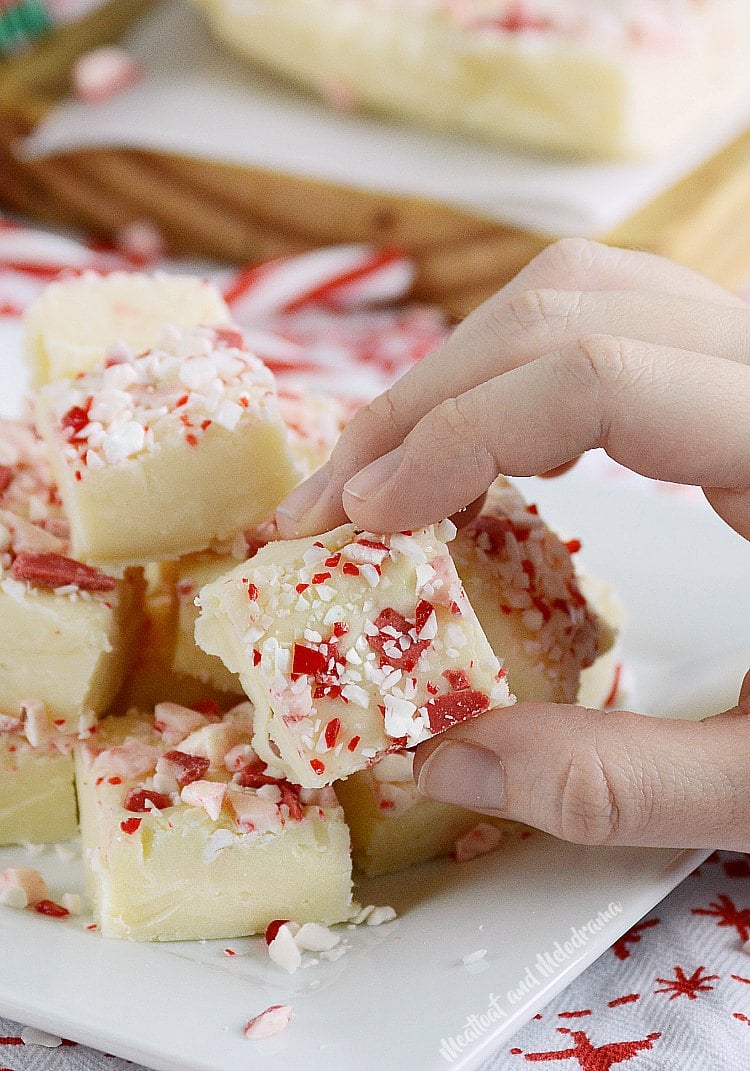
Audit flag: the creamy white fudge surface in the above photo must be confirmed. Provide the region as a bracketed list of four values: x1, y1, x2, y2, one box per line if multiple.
[75, 702, 353, 941]
[172, 520, 279, 693]
[194, 0, 750, 157]
[278, 387, 349, 478]
[24, 271, 230, 387]
[0, 420, 140, 732]
[196, 521, 512, 788]
[174, 552, 245, 693]
[0, 734, 77, 846]
[36, 323, 300, 567]
[451, 478, 612, 705]
[335, 749, 514, 876]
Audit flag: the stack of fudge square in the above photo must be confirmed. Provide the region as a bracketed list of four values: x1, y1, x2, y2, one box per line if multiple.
[0, 271, 618, 942]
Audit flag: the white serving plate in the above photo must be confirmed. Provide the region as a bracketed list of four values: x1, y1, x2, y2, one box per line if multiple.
[1, 328, 748, 1071]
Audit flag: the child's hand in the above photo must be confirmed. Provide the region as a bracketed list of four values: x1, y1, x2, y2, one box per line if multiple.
[276, 239, 750, 850]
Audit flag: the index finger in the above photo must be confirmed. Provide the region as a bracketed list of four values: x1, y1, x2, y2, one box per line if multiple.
[276, 240, 745, 537]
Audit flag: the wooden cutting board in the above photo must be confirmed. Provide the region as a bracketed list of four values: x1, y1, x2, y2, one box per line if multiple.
[3, 1, 750, 316]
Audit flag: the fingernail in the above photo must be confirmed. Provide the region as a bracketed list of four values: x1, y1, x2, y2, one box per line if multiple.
[344, 447, 403, 503]
[275, 464, 332, 534]
[416, 740, 506, 813]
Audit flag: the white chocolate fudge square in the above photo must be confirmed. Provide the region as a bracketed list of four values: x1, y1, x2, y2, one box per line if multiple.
[75, 703, 353, 941]
[174, 552, 245, 693]
[451, 478, 612, 705]
[0, 733, 77, 846]
[195, 521, 512, 788]
[194, 0, 750, 158]
[36, 323, 300, 567]
[334, 750, 511, 876]
[24, 271, 230, 387]
[172, 521, 278, 694]
[0, 420, 140, 732]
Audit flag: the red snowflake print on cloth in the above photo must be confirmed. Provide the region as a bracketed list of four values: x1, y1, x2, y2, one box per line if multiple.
[654, 965, 718, 1001]
[723, 857, 750, 879]
[692, 894, 750, 943]
[511, 1027, 661, 1068]
[611, 918, 660, 961]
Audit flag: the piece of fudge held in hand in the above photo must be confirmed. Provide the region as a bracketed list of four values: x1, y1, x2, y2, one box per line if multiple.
[36, 323, 300, 567]
[195, 520, 512, 789]
[0, 732, 77, 846]
[0, 420, 140, 733]
[75, 702, 352, 941]
[451, 478, 613, 705]
[24, 271, 230, 387]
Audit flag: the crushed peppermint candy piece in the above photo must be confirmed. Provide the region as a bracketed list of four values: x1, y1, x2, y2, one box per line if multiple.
[293, 922, 342, 952]
[243, 1003, 292, 1040]
[462, 948, 488, 965]
[453, 822, 504, 863]
[350, 903, 397, 927]
[0, 866, 48, 906]
[20, 1026, 63, 1048]
[267, 922, 302, 973]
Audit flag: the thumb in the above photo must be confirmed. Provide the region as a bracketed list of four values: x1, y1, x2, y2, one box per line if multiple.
[412, 672, 750, 850]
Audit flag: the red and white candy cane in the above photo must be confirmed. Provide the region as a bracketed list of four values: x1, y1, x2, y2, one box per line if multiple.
[223, 246, 414, 321]
[0, 221, 97, 280]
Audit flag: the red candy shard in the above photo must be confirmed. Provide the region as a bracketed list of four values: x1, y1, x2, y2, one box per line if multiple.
[60, 398, 92, 440]
[309, 758, 325, 776]
[565, 538, 582, 554]
[347, 735, 360, 752]
[265, 918, 290, 945]
[163, 750, 211, 787]
[368, 604, 433, 671]
[424, 691, 490, 733]
[324, 717, 341, 750]
[11, 552, 117, 592]
[247, 582, 259, 601]
[443, 668, 471, 692]
[123, 788, 172, 813]
[292, 643, 328, 677]
[252, 649, 262, 667]
[120, 817, 142, 835]
[604, 663, 623, 708]
[235, 760, 282, 789]
[34, 899, 70, 918]
[214, 326, 246, 350]
[279, 783, 303, 821]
